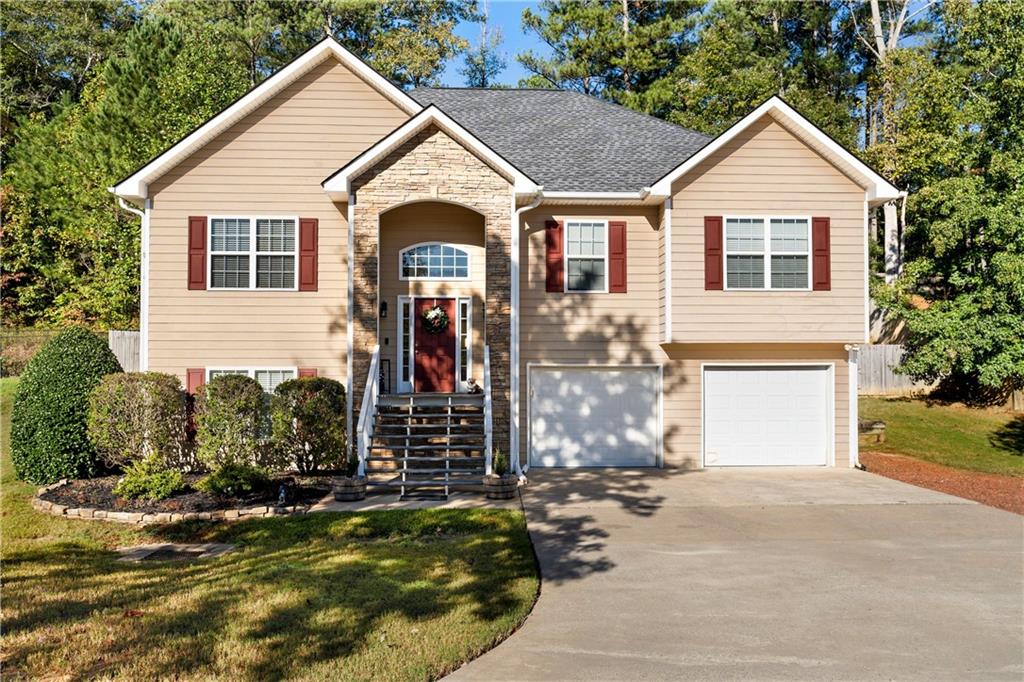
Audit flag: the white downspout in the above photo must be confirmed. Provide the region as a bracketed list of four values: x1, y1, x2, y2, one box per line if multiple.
[845, 344, 860, 468]
[511, 188, 543, 480]
[118, 197, 150, 371]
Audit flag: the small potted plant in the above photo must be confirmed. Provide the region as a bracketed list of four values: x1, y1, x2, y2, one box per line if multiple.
[483, 449, 517, 500]
[332, 449, 366, 501]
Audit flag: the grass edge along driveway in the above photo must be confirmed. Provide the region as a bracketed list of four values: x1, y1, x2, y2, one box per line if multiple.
[0, 377, 538, 681]
[859, 395, 1023, 477]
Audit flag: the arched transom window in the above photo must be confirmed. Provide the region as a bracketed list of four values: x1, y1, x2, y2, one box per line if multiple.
[400, 243, 470, 280]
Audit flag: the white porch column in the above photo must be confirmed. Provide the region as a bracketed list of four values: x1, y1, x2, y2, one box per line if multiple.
[846, 344, 860, 468]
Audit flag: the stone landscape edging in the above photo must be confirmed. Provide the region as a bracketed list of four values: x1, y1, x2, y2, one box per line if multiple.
[31, 480, 316, 526]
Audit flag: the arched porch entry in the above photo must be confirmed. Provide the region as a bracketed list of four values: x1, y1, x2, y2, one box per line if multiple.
[378, 200, 486, 394]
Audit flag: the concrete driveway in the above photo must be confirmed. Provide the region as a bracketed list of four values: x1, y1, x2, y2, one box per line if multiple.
[449, 468, 1023, 681]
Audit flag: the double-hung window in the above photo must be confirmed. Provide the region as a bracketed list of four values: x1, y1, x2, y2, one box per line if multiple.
[725, 217, 810, 290]
[209, 217, 298, 290]
[207, 368, 296, 393]
[565, 220, 607, 292]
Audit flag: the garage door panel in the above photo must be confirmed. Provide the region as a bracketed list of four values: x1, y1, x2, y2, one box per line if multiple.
[531, 368, 659, 468]
[704, 366, 830, 467]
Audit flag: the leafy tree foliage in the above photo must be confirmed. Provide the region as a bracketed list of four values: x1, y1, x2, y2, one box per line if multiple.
[0, 0, 138, 160]
[518, 0, 701, 116]
[875, 0, 1024, 396]
[2, 20, 249, 327]
[461, 7, 506, 87]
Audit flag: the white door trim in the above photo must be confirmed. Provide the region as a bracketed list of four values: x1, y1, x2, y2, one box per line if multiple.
[700, 362, 835, 467]
[526, 362, 664, 468]
[397, 294, 472, 394]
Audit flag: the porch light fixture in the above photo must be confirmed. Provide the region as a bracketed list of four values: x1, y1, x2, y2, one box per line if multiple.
[379, 301, 387, 318]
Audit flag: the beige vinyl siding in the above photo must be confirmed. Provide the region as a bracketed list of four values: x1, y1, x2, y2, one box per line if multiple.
[671, 114, 867, 343]
[518, 206, 664, 461]
[379, 202, 486, 391]
[661, 344, 851, 469]
[147, 57, 410, 383]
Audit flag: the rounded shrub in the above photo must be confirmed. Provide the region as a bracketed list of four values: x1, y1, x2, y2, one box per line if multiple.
[194, 373, 265, 470]
[10, 327, 123, 484]
[113, 455, 187, 501]
[196, 462, 270, 498]
[270, 377, 347, 473]
[87, 372, 189, 469]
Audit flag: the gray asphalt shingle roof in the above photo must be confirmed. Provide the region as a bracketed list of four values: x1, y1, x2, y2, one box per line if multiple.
[409, 88, 710, 193]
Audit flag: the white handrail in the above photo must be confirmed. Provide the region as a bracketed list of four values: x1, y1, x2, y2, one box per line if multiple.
[356, 344, 381, 477]
[483, 344, 493, 475]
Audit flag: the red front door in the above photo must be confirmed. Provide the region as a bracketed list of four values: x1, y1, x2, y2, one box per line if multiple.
[414, 297, 457, 393]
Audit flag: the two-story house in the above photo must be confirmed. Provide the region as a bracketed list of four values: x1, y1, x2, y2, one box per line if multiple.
[111, 38, 900, 494]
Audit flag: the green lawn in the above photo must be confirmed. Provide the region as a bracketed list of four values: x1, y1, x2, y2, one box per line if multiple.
[859, 395, 1024, 476]
[0, 377, 538, 681]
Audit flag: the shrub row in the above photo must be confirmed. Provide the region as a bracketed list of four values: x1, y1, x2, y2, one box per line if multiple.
[11, 328, 348, 498]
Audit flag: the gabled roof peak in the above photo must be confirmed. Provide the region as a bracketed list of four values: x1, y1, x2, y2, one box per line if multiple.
[111, 37, 421, 204]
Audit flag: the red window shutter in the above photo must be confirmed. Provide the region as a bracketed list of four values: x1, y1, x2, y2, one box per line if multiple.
[187, 216, 207, 290]
[608, 221, 627, 293]
[545, 219, 564, 292]
[812, 216, 831, 291]
[299, 217, 318, 291]
[704, 216, 724, 290]
[298, 367, 317, 378]
[186, 368, 205, 394]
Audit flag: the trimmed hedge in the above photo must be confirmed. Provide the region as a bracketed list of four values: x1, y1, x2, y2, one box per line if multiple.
[270, 377, 347, 473]
[87, 372, 189, 469]
[194, 373, 265, 470]
[10, 327, 123, 484]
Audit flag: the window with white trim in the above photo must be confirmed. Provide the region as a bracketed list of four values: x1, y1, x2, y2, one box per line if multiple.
[458, 299, 470, 382]
[400, 243, 469, 280]
[209, 217, 297, 290]
[400, 298, 412, 386]
[565, 220, 607, 292]
[725, 217, 809, 290]
[207, 368, 296, 393]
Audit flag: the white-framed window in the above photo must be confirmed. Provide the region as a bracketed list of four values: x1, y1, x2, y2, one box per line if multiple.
[209, 216, 298, 290]
[564, 220, 608, 292]
[399, 243, 470, 280]
[458, 299, 471, 384]
[206, 367, 297, 393]
[399, 298, 412, 389]
[724, 216, 811, 290]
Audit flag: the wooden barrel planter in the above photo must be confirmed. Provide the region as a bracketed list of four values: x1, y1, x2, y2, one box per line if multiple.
[332, 476, 367, 501]
[483, 474, 518, 500]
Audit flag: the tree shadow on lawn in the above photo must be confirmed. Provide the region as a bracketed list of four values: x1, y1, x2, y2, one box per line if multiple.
[2, 510, 538, 681]
[989, 414, 1024, 458]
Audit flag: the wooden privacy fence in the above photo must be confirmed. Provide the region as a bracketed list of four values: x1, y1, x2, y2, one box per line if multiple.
[107, 330, 140, 372]
[858, 344, 933, 395]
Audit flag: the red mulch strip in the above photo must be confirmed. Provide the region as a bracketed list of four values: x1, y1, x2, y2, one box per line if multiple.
[861, 451, 1024, 515]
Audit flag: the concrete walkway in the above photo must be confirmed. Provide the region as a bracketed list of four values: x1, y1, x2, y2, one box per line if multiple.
[449, 468, 1024, 681]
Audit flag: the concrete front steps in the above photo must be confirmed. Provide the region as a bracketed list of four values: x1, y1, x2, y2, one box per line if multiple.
[366, 393, 486, 500]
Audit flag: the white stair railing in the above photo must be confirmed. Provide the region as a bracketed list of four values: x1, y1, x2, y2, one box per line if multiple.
[356, 345, 381, 477]
[483, 344, 493, 475]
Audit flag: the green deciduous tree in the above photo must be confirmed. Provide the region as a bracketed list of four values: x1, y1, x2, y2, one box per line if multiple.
[875, 0, 1024, 397]
[2, 19, 249, 327]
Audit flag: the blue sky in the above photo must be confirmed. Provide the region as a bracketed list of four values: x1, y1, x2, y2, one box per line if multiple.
[439, 1, 546, 87]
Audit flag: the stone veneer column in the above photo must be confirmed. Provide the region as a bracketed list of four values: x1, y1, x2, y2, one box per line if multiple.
[348, 125, 512, 453]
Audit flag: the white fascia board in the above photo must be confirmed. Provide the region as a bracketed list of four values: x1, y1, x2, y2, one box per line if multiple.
[111, 37, 421, 201]
[322, 105, 539, 201]
[649, 96, 900, 201]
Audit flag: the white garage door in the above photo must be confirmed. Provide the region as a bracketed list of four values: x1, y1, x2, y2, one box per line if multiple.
[704, 366, 831, 466]
[530, 367, 659, 467]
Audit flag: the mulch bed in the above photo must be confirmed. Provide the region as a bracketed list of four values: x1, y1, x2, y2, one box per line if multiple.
[860, 451, 1024, 515]
[39, 474, 330, 514]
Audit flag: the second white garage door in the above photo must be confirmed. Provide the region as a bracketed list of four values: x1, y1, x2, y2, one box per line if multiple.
[530, 366, 660, 467]
[703, 365, 832, 466]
